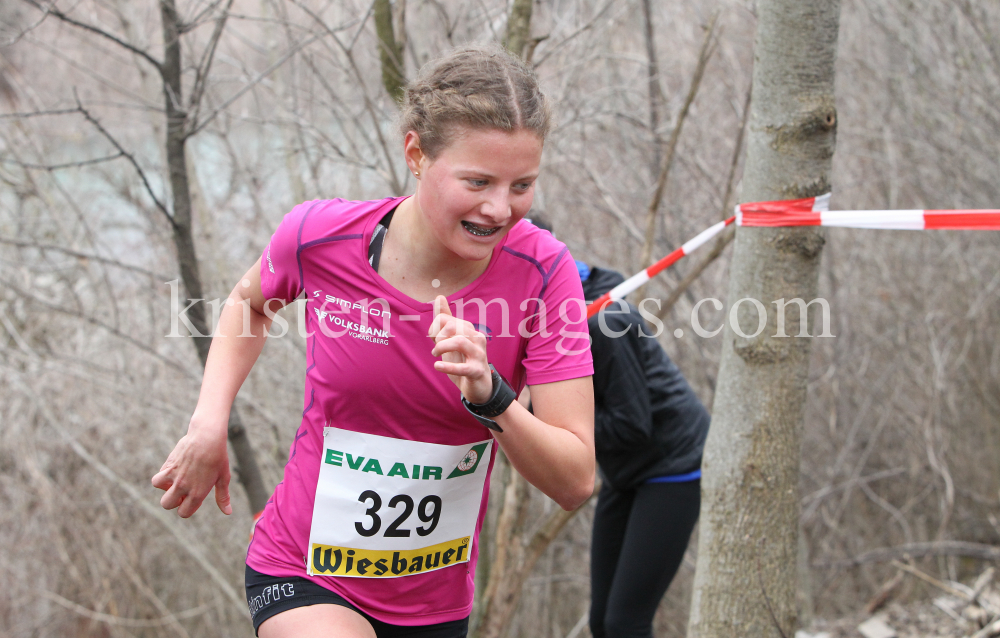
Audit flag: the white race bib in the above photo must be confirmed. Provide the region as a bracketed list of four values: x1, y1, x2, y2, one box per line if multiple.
[307, 426, 492, 579]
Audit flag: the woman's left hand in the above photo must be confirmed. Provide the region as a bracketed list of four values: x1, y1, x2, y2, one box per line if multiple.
[429, 295, 493, 404]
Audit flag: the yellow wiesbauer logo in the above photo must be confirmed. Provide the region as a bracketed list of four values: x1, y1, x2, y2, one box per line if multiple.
[310, 537, 471, 578]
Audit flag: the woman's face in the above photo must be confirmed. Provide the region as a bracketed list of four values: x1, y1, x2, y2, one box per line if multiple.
[409, 127, 543, 263]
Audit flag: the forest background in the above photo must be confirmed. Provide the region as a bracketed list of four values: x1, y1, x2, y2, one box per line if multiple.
[0, 0, 998, 636]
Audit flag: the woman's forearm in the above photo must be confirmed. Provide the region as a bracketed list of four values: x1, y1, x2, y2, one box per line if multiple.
[493, 378, 595, 510]
[189, 287, 273, 436]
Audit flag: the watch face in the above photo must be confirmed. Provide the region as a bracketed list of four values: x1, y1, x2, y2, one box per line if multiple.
[457, 450, 478, 472]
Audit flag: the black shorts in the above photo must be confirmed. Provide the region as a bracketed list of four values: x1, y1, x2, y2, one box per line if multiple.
[245, 565, 469, 637]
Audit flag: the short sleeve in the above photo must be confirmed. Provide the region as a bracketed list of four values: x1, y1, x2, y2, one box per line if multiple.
[260, 201, 316, 303]
[521, 251, 594, 385]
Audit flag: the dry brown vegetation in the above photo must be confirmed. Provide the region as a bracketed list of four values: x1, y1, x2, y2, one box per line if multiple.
[0, 0, 998, 636]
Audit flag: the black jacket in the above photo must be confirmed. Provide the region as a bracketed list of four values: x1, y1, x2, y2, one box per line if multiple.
[582, 266, 710, 489]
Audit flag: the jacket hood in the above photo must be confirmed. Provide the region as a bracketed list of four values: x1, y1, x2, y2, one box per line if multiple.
[581, 265, 625, 301]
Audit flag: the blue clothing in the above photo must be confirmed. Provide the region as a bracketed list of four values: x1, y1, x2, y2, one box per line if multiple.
[645, 469, 701, 484]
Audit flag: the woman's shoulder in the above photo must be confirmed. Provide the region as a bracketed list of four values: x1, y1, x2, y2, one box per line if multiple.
[502, 219, 572, 269]
[279, 197, 404, 244]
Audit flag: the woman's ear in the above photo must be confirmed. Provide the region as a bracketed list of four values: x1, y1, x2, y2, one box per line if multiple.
[403, 131, 426, 178]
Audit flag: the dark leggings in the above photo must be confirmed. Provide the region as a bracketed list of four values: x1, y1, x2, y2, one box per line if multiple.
[589, 480, 700, 638]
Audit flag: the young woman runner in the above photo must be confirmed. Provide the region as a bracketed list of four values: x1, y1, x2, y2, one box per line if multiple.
[151, 45, 595, 638]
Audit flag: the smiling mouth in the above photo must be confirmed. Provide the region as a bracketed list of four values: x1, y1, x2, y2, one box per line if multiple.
[462, 221, 501, 237]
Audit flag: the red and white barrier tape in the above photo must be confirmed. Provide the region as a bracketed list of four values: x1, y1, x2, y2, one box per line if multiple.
[585, 194, 1000, 317]
[586, 218, 736, 317]
[737, 193, 1000, 230]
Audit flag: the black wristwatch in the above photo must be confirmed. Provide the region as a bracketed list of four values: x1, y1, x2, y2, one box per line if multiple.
[462, 364, 516, 432]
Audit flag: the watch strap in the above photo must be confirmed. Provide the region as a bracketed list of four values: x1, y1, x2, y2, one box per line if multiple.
[462, 364, 516, 432]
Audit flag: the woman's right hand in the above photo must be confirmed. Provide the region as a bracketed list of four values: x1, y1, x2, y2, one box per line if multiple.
[152, 423, 232, 518]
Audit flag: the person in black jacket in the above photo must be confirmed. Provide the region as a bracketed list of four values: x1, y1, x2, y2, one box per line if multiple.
[525, 218, 709, 637]
[580, 262, 709, 638]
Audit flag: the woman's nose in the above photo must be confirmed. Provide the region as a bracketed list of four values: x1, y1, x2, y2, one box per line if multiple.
[481, 189, 511, 223]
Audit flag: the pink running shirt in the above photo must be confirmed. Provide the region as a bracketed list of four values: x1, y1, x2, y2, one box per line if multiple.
[247, 197, 593, 625]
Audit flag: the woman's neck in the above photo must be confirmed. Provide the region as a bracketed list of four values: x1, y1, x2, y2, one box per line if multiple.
[378, 197, 493, 303]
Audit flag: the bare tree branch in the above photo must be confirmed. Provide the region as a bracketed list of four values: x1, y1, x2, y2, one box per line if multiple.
[641, 0, 665, 171]
[21, 0, 163, 73]
[294, 0, 403, 194]
[20, 35, 162, 108]
[0, 237, 167, 279]
[0, 107, 80, 118]
[4, 152, 125, 171]
[0, 4, 52, 47]
[647, 85, 747, 319]
[719, 83, 753, 220]
[186, 32, 322, 137]
[345, 13, 373, 53]
[580, 162, 645, 243]
[73, 95, 172, 223]
[476, 471, 599, 638]
[180, 0, 226, 34]
[0, 274, 193, 377]
[531, 0, 618, 69]
[187, 0, 236, 126]
[4, 369, 246, 614]
[40, 592, 215, 628]
[637, 11, 719, 285]
[818, 541, 1000, 569]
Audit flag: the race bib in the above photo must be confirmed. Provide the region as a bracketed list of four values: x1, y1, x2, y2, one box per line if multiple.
[307, 426, 493, 579]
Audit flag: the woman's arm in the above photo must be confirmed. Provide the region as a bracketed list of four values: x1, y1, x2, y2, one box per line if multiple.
[492, 378, 595, 510]
[429, 296, 595, 510]
[152, 258, 280, 518]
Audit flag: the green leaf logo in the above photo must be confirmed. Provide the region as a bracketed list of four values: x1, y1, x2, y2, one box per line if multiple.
[447, 443, 488, 479]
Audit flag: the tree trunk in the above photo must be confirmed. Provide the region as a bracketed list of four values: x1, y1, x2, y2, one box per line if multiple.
[688, 1, 841, 636]
[374, 0, 405, 103]
[474, 468, 531, 638]
[504, 0, 533, 60]
[159, 0, 269, 516]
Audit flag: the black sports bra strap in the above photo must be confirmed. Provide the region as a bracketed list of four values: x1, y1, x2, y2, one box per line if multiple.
[367, 209, 395, 272]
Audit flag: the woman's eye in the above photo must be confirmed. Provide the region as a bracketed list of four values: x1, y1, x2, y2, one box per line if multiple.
[514, 182, 533, 192]
[468, 179, 488, 187]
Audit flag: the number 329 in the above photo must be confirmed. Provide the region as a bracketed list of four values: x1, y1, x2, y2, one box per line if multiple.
[355, 490, 442, 538]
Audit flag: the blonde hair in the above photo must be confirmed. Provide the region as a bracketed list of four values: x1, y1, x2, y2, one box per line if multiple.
[400, 43, 551, 159]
